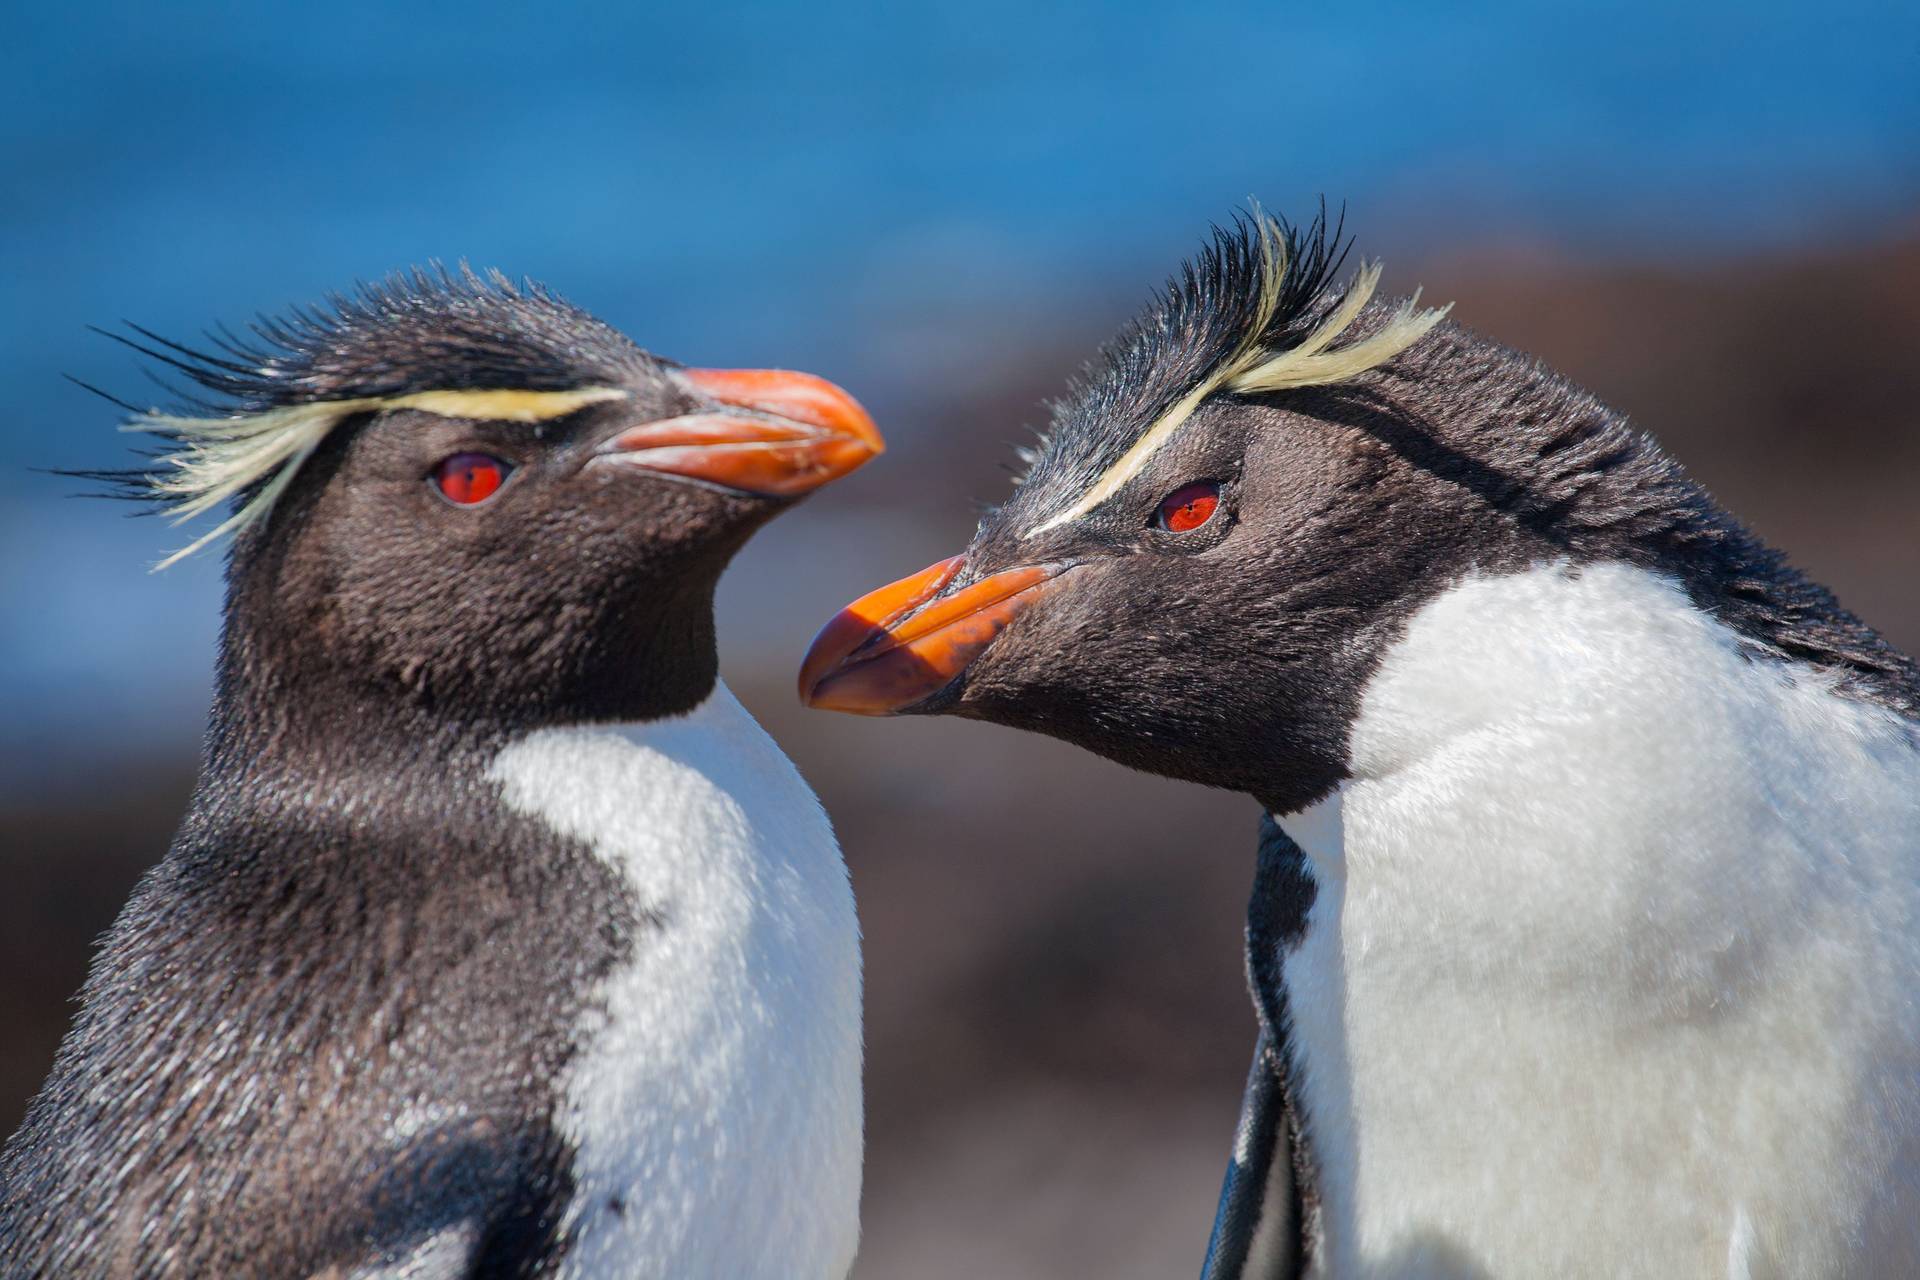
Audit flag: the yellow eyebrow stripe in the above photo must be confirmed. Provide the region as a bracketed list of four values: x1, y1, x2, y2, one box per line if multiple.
[131, 385, 630, 569]
[1020, 225, 1450, 541]
[388, 386, 627, 422]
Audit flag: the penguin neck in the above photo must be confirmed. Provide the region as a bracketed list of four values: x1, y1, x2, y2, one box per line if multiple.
[202, 576, 722, 788]
[1276, 557, 1920, 955]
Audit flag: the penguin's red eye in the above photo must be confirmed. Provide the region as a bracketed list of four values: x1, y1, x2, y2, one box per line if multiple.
[1154, 481, 1220, 533]
[432, 453, 511, 505]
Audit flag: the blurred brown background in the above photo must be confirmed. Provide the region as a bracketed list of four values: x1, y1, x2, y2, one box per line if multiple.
[7, 227, 1918, 1275]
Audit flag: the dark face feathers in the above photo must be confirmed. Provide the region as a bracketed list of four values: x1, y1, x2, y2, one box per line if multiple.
[76, 267, 884, 764]
[812, 211, 1920, 816]
[211, 385, 769, 772]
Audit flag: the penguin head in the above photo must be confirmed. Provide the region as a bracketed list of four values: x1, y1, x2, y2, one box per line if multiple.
[103, 269, 882, 732]
[799, 212, 1482, 812]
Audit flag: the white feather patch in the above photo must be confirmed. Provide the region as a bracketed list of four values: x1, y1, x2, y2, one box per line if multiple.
[1279, 562, 1920, 1277]
[487, 683, 863, 1279]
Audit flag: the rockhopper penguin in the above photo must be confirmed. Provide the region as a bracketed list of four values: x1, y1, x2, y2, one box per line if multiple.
[799, 213, 1920, 1277]
[2, 270, 881, 1277]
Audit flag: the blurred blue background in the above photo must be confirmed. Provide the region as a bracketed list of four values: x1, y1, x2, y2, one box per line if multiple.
[4, 4, 1917, 1273]
[5, 0, 1918, 770]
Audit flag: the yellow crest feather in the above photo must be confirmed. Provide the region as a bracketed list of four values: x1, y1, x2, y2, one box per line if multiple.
[131, 386, 626, 570]
[1024, 223, 1450, 540]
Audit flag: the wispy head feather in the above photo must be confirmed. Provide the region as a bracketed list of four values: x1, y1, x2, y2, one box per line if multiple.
[1228, 261, 1449, 395]
[1018, 207, 1451, 538]
[136, 401, 347, 570]
[128, 387, 625, 570]
[79, 266, 643, 569]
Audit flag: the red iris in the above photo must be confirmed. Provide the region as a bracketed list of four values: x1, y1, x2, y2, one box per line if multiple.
[1155, 481, 1220, 533]
[433, 453, 509, 505]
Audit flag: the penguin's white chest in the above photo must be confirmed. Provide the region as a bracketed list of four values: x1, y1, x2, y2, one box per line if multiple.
[1280, 562, 1920, 1278]
[488, 682, 862, 1279]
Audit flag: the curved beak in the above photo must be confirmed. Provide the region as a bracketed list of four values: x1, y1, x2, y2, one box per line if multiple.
[602, 367, 884, 496]
[798, 555, 1065, 714]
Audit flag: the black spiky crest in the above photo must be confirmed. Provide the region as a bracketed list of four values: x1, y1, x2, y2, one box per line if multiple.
[100, 264, 643, 417]
[1015, 206, 1351, 497]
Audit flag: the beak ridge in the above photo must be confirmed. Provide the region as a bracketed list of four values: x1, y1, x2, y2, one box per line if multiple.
[605, 367, 883, 496]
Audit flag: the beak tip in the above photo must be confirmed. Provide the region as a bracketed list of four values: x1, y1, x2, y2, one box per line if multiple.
[797, 671, 916, 717]
[796, 557, 1059, 718]
[796, 680, 864, 714]
[796, 616, 883, 711]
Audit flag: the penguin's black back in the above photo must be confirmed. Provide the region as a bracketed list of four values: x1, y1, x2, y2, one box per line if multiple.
[0, 730, 643, 1278]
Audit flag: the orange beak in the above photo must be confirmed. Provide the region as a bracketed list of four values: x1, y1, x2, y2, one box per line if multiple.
[604, 367, 883, 496]
[798, 555, 1065, 714]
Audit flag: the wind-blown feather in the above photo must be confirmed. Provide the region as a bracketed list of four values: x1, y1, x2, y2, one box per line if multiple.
[1013, 207, 1451, 538]
[71, 266, 644, 569]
